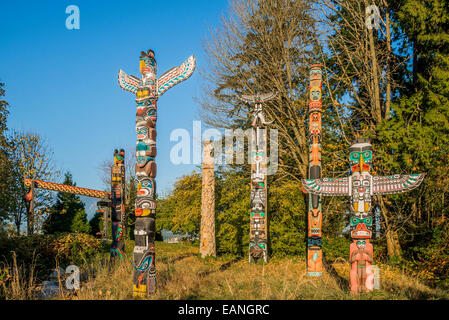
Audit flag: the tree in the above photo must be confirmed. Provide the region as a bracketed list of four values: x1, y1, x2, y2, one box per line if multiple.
[199, 0, 321, 182]
[157, 168, 306, 257]
[43, 172, 90, 234]
[318, 0, 414, 259]
[0, 81, 10, 224]
[89, 210, 103, 236]
[376, 0, 449, 258]
[1, 130, 58, 235]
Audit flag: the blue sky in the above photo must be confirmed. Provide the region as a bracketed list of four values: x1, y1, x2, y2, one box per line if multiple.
[0, 1, 228, 218]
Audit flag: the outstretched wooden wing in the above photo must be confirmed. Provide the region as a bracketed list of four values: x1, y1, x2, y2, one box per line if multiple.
[372, 173, 425, 195]
[259, 91, 277, 102]
[237, 92, 277, 103]
[157, 55, 196, 97]
[118, 69, 140, 94]
[237, 94, 254, 103]
[302, 177, 350, 196]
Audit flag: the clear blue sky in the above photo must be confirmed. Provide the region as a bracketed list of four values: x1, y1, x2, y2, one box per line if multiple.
[0, 1, 228, 218]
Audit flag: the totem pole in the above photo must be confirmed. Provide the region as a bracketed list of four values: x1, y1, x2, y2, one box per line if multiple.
[118, 49, 195, 296]
[302, 138, 425, 293]
[200, 139, 216, 258]
[110, 149, 126, 259]
[238, 90, 276, 263]
[24, 180, 35, 235]
[307, 64, 323, 276]
[96, 199, 111, 240]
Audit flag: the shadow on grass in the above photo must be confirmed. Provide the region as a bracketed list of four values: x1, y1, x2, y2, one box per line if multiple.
[159, 253, 196, 265]
[198, 257, 242, 278]
[322, 253, 350, 291]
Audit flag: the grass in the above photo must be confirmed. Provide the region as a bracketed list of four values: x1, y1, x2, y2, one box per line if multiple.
[49, 241, 448, 300]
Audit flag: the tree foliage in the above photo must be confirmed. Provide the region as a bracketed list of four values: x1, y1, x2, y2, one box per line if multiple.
[43, 172, 91, 234]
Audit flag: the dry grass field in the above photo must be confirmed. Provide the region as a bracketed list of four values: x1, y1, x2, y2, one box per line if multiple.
[46, 241, 448, 300]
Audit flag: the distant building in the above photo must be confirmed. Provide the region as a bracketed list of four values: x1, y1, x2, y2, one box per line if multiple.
[165, 236, 184, 243]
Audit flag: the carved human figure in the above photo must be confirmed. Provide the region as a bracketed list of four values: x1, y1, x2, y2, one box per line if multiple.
[349, 239, 374, 293]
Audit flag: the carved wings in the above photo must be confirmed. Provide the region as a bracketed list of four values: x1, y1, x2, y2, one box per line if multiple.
[157, 55, 196, 97]
[302, 177, 350, 196]
[118, 69, 140, 94]
[259, 91, 277, 102]
[303, 173, 425, 197]
[372, 173, 425, 195]
[237, 92, 277, 103]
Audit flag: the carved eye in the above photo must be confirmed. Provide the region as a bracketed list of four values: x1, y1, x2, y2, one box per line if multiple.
[141, 180, 152, 188]
[362, 180, 370, 186]
[353, 181, 361, 186]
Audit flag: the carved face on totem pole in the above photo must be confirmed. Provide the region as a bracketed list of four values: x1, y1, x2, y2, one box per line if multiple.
[114, 149, 125, 165]
[136, 50, 158, 137]
[349, 140, 373, 239]
[139, 49, 157, 78]
[349, 141, 372, 173]
[249, 231, 267, 259]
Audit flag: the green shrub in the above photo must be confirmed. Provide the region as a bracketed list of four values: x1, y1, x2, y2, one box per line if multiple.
[0, 232, 101, 281]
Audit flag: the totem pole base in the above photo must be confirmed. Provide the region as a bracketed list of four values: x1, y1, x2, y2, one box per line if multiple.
[133, 277, 156, 297]
[133, 285, 147, 298]
[307, 245, 323, 277]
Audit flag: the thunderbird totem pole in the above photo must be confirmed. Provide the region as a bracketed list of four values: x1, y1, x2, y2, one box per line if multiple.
[307, 64, 324, 276]
[238, 90, 276, 263]
[200, 139, 216, 258]
[302, 138, 425, 293]
[118, 49, 195, 296]
[110, 149, 126, 259]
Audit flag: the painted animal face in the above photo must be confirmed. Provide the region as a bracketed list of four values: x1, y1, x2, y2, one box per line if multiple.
[356, 240, 367, 249]
[136, 108, 157, 127]
[310, 86, 321, 101]
[308, 237, 322, 248]
[349, 142, 372, 172]
[139, 50, 157, 77]
[249, 239, 266, 256]
[114, 149, 125, 165]
[137, 177, 155, 198]
[351, 217, 373, 239]
[310, 67, 322, 80]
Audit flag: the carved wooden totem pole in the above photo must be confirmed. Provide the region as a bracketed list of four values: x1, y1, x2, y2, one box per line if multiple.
[118, 49, 195, 296]
[302, 138, 425, 293]
[110, 149, 126, 259]
[307, 64, 323, 276]
[200, 139, 216, 258]
[96, 199, 111, 240]
[238, 90, 276, 263]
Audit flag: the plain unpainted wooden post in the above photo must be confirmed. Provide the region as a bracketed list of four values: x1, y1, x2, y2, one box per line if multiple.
[200, 139, 216, 258]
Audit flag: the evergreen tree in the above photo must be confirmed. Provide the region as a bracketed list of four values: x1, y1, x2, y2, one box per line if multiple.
[43, 172, 90, 234]
[89, 210, 102, 236]
[375, 0, 449, 258]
